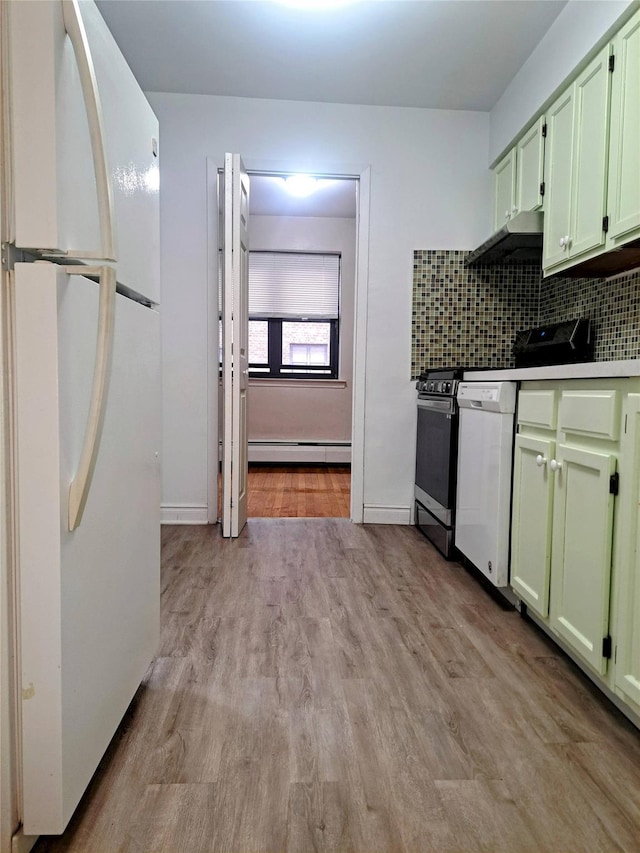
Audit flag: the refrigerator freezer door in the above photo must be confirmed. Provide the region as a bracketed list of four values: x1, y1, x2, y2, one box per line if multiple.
[13, 263, 160, 834]
[9, 0, 160, 303]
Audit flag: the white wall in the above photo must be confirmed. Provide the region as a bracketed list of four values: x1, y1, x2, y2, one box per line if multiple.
[247, 214, 355, 444]
[489, 0, 635, 164]
[150, 92, 490, 519]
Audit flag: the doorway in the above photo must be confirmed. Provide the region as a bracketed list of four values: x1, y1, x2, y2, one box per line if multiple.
[217, 169, 359, 521]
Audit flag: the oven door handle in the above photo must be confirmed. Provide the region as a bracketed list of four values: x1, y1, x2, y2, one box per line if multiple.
[417, 397, 455, 413]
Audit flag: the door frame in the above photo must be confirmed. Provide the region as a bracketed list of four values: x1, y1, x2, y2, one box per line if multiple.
[205, 159, 370, 524]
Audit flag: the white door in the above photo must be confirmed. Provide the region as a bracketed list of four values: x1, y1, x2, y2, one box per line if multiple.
[13, 263, 160, 834]
[221, 154, 250, 538]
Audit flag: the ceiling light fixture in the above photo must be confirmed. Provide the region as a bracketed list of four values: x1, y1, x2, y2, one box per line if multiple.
[283, 175, 321, 197]
[276, 0, 355, 8]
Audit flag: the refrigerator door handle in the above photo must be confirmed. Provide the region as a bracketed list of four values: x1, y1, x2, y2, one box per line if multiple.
[66, 265, 116, 531]
[61, 0, 116, 262]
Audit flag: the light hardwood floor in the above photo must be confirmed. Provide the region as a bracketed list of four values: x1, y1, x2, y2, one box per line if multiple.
[247, 465, 350, 518]
[33, 521, 640, 852]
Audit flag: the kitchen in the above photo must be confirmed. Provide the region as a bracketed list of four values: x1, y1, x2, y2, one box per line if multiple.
[3, 1, 640, 851]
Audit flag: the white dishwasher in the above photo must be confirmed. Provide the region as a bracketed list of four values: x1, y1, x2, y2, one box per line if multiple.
[455, 381, 517, 587]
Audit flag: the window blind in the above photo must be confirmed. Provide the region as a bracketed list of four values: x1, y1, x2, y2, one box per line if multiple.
[248, 252, 340, 319]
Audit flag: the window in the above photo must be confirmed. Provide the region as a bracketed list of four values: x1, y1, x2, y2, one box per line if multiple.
[248, 252, 340, 379]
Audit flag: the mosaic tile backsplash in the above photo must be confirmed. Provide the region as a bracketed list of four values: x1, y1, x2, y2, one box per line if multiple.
[412, 250, 640, 378]
[539, 268, 640, 363]
[412, 251, 539, 378]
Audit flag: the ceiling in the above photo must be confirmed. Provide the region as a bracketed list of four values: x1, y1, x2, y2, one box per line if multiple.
[96, 0, 569, 112]
[96, 0, 570, 217]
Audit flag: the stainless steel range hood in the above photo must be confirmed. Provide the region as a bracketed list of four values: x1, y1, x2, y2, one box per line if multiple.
[465, 209, 640, 275]
[465, 210, 543, 267]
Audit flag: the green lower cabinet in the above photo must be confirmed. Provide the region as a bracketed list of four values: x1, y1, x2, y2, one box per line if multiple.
[614, 394, 640, 708]
[548, 444, 616, 675]
[511, 434, 555, 617]
[512, 382, 624, 680]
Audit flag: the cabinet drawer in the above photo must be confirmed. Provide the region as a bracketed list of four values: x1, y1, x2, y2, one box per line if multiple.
[559, 390, 620, 439]
[517, 390, 558, 429]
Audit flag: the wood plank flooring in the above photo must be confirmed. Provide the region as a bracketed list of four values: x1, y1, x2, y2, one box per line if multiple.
[33, 520, 640, 853]
[247, 465, 351, 518]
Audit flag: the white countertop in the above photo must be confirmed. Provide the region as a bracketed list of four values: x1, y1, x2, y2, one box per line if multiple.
[463, 359, 640, 381]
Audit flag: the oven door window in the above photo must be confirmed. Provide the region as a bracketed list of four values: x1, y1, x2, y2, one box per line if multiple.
[415, 405, 455, 510]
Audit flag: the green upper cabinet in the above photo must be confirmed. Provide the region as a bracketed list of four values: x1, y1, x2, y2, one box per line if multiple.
[543, 88, 575, 270]
[543, 46, 611, 274]
[607, 9, 640, 244]
[516, 117, 546, 214]
[493, 147, 517, 232]
[493, 118, 545, 232]
[570, 48, 612, 258]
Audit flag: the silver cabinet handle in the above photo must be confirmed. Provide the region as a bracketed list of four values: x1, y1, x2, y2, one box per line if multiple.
[62, 0, 116, 261]
[67, 265, 116, 530]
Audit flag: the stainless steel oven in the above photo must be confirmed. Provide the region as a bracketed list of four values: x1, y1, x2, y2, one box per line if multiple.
[414, 368, 461, 558]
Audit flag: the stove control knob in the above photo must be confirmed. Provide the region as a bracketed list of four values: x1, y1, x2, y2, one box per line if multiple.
[443, 381, 451, 393]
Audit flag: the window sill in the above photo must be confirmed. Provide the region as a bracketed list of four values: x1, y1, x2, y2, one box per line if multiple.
[248, 378, 348, 389]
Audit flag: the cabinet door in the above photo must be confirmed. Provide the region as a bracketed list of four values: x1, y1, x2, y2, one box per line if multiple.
[511, 434, 555, 617]
[569, 46, 611, 259]
[549, 444, 615, 675]
[517, 117, 545, 213]
[607, 10, 640, 242]
[615, 395, 640, 708]
[542, 88, 574, 270]
[493, 148, 517, 231]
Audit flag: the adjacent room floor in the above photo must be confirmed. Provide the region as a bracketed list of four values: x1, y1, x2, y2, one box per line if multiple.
[248, 464, 351, 518]
[33, 520, 640, 852]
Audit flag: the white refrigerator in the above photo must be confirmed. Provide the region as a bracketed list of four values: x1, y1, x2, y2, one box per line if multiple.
[2, 0, 160, 838]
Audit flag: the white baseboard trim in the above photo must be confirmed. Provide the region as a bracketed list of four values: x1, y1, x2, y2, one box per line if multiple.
[362, 505, 412, 525]
[161, 505, 210, 525]
[12, 828, 38, 853]
[248, 443, 351, 464]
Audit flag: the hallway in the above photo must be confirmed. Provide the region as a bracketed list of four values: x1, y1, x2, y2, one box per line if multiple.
[33, 520, 640, 852]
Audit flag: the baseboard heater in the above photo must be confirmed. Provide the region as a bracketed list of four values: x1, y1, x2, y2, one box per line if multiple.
[248, 441, 351, 464]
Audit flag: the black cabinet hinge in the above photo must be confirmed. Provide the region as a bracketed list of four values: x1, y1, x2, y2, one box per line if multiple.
[609, 54, 615, 72]
[609, 472, 619, 496]
[603, 215, 609, 233]
[602, 635, 612, 659]
[542, 123, 547, 138]
[540, 181, 545, 197]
